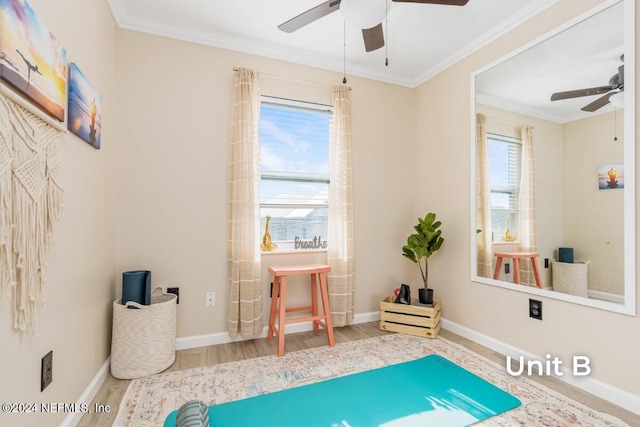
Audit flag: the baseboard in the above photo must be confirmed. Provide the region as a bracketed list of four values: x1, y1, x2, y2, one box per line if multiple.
[61, 356, 111, 427]
[587, 289, 624, 304]
[176, 310, 380, 350]
[441, 318, 640, 416]
[539, 289, 622, 304]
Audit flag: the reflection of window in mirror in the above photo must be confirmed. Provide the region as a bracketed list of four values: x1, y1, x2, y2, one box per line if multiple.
[488, 134, 521, 242]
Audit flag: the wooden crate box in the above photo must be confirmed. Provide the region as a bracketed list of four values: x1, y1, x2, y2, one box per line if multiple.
[379, 294, 441, 338]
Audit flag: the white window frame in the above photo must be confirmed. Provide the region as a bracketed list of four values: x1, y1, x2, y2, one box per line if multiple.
[487, 133, 521, 242]
[259, 96, 333, 251]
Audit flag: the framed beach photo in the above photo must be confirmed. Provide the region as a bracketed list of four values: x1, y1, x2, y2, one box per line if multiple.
[68, 63, 102, 149]
[0, 0, 67, 121]
[598, 162, 624, 190]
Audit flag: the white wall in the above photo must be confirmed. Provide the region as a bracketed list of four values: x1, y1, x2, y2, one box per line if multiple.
[415, 0, 640, 397]
[563, 111, 625, 295]
[0, 1, 117, 426]
[115, 30, 418, 339]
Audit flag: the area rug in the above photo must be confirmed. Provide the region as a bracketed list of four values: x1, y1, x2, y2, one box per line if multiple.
[164, 354, 521, 427]
[114, 334, 629, 427]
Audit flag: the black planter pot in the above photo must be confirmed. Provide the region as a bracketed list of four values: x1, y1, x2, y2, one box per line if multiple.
[418, 288, 434, 307]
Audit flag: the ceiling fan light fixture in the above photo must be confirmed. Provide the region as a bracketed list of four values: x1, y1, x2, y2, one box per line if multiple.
[609, 91, 625, 108]
[341, 0, 391, 29]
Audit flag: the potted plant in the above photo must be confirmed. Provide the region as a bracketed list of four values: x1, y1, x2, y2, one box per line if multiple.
[402, 212, 444, 306]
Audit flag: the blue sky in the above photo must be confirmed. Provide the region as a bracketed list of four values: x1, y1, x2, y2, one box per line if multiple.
[259, 103, 330, 175]
[259, 103, 331, 203]
[488, 137, 520, 209]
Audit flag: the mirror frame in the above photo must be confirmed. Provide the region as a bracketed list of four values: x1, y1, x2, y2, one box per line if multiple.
[470, 0, 636, 315]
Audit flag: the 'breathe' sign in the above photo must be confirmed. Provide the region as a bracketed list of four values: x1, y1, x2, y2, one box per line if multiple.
[294, 236, 328, 250]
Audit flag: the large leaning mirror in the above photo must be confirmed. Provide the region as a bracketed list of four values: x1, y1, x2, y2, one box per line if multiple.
[471, 0, 635, 315]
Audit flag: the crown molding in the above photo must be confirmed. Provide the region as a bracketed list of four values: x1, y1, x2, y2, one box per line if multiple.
[106, 0, 417, 87]
[476, 93, 616, 124]
[107, 0, 559, 89]
[106, 0, 126, 27]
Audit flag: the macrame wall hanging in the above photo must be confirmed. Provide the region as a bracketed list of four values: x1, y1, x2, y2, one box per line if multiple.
[0, 94, 64, 333]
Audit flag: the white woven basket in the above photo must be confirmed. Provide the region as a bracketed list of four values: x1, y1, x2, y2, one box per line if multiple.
[551, 261, 589, 297]
[111, 287, 177, 379]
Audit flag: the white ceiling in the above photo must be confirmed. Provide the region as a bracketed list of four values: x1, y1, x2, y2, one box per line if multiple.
[106, 0, 556, 87]
[106, 0, 626, 123]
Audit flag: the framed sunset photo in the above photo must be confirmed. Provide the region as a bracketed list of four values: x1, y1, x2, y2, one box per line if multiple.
[0, 0, 67, 121]
[68, 63, 102, 149]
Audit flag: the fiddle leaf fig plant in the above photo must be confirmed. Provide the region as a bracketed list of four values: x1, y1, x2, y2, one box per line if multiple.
[402, 212, 444, 290]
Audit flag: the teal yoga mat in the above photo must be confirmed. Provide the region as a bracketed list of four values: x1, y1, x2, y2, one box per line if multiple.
[164, 354, 520, 427]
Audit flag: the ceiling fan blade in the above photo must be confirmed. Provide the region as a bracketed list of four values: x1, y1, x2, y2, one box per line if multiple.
[392, 0, 469, 5]
[550, 85, 615, 101]
[362, 23, 385, 52]
[581, 92, 615, 112]
[278, 0, 341, 33]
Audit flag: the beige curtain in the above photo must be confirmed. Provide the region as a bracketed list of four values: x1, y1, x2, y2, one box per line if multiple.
[518, 125, 537, 286]
[476, 114, 493, 278]
[227, 68, 263, 338]
[0, 95, 63, 332]
[327, 86, 354, 327]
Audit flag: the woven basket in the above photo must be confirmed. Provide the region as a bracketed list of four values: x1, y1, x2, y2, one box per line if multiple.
[111, 287, 177, 379]
[551, 261, 589, 297]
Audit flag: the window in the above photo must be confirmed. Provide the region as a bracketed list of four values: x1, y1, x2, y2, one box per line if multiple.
[487, 133, 521, 241]
[259, 97, 332, 250]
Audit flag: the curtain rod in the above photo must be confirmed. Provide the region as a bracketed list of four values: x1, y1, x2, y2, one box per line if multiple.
[233, 67, 351, 91]
[485, 115, 534, 129]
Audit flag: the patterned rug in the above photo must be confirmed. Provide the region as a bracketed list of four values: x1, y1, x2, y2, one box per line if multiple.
[114, 334, 629, 427]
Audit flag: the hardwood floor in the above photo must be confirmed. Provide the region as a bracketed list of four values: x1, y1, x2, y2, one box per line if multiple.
[78, 323, 639, 426]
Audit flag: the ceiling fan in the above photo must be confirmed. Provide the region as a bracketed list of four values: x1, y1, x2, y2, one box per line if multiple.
[550, 56, 624, 112]
[278, 0, 470, 53]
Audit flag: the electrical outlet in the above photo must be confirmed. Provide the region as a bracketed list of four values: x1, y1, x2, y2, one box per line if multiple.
[41, 351, 53, 391]
[544, 258, 549, 268]
[167, 287, 179, 304]
[206, 291, 215, 307]
[529, 299, 543, 320]
[505, 263, 510, 274]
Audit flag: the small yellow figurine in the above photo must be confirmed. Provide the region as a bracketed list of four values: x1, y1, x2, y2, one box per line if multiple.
[260, 215, 278, 251]
[504, 218, 517, 242]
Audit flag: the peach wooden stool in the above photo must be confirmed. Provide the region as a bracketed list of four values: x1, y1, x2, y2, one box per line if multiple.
[493, 252, 542, 288]
[268, 264, 335, 357]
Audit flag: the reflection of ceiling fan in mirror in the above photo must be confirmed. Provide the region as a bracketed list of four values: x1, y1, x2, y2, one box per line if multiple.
[550, 55, 624, 112]
[278, 0, 469, 53]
